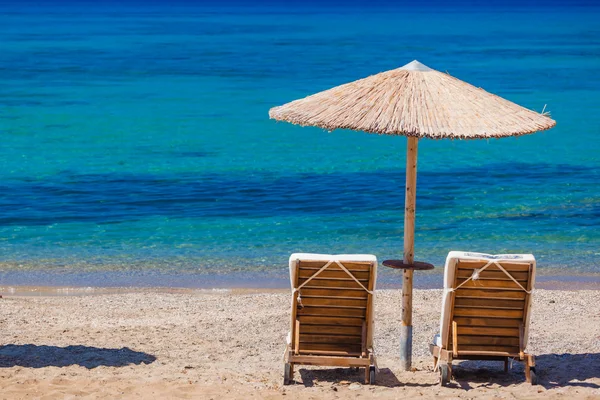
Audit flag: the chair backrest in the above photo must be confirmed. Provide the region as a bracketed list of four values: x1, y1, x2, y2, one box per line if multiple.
[289, 254, 377, 357]
[440, 252, 536, 356]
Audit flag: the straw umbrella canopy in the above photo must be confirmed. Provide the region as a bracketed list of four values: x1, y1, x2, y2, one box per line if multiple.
[269, 60, 556, 370]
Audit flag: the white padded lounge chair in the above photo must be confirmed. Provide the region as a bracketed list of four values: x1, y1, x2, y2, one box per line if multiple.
[284, 253, 377, 385]
[430, 251, 538, 385]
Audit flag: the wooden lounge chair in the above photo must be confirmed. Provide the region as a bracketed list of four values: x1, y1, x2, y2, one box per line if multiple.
[430, 251, 538, 386]
[283, 253, 377, 385]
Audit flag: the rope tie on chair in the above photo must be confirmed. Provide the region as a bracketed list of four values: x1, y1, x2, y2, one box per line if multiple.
[293, 259, 373, 306]
[448, 260, 532, 293]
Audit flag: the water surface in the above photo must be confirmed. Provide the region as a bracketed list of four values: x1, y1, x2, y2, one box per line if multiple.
[1, 2, 599, 286]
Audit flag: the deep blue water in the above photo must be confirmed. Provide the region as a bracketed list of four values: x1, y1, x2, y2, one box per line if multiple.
[0, 1, 599, 287]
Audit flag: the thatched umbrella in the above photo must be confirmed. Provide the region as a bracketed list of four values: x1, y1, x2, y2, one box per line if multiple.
[269, 60, 556, 370]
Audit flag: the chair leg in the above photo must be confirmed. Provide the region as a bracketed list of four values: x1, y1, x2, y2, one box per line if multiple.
[364, 367, 370, 384]
[525, 354, 538, 385]
[504, 357, 509, 373]
[439, 363, 451, 386]
[284, 362, 293, 385]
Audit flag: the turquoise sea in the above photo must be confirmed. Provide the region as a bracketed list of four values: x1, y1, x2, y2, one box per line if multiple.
[1, 1, 599, 288]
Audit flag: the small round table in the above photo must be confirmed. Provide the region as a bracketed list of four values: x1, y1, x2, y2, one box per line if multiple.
[383, 260, 435, 271]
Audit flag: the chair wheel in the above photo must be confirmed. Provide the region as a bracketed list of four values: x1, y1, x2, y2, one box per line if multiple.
[529, 367, 538, 385]
[283, 363, 292, 385]
[439, 363, 450, 386]
[369, 366, 376, 385]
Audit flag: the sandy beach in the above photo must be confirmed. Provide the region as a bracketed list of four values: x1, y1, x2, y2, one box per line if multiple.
[0, 287, 598, 399]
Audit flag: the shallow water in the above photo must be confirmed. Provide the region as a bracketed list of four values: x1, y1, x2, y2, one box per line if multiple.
[0, 2, 599, 286]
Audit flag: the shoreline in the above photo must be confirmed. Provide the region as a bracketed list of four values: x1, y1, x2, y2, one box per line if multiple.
[0, 286, 287, 297]
[2, 273, 600, 296]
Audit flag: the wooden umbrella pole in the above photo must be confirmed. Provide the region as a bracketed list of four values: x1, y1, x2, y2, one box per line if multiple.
[400, 136, 418, 371]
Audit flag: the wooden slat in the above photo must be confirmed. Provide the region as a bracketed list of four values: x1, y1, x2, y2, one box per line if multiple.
[300, 276, 369, 283]
[457, 350, 519, 357]
[299, 296, 367, 307]
[297, 278, 364, 288]
[454, 279, 524, 290]
[454, 308, 523, 318]
[361, 321, 367, 356]
[456, 345, 519, 353]
[452, 321, 458, 357]
[454, 317, 523, 327]
[298, 306, 366, 317]
[297, 349, 363, 357]
[454, 297, 525, 309]
[449, 354, 508, 361]
[298, 268, 370, 280]
[519, 323, 525, 358]
[289, 355, 371, 367]
[300, 325, 363, 336]
[365, 258, 375, 345]
[457, 260, 531, 272]
[299, 335, 361, 344]
[453, 336, 521, 346]
[456, 270, 529, 281]
[298, 315, 364, 326]
[294, 319, 300, 355]
[299, 288, 368, 298]
[456, 326, 520, 337]
[299, 343, 362, 354]
[298, 261, 372, 271]
[455, 289, 526, 300]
